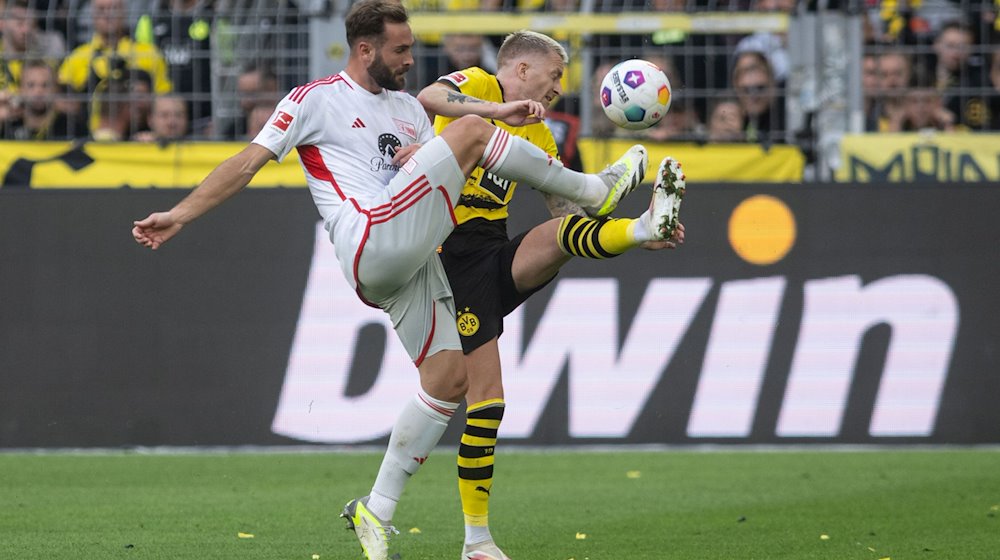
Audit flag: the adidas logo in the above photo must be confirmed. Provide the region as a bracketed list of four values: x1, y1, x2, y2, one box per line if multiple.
[351, 118, 365, 128]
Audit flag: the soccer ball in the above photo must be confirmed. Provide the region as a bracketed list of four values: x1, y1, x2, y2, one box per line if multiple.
[599, 59, 672, 130]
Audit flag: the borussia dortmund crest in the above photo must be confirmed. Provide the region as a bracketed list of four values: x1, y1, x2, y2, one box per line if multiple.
[456, 307, 480, 337]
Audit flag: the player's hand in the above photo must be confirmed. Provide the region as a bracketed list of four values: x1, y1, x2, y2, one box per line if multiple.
[132, 211, 183, 250]
[391, 143, 421, 166]
[640, 222, 685, 250]
[672, 222, 685, 244]
[494, 100, 546, 126]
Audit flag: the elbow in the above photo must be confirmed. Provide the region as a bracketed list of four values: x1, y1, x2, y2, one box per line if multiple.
[239, 155, 264, 177]
[416, 88, 435, 111]
[236, 144, 274, 183]
[416, 91, 439, 123]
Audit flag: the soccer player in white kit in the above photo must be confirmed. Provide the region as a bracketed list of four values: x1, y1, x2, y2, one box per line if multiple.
[131, 2, 646, 559]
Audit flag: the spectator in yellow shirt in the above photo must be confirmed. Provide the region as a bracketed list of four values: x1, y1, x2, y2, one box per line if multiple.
[1, 0, 66, 93]
[57, 0, 171, 134]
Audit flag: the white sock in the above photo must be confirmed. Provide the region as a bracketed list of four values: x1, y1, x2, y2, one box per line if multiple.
[479, 127, 606, 208]
[629, 210, 654, 243]
[465, 525, 493, 546]
[367, 390, 458, 521]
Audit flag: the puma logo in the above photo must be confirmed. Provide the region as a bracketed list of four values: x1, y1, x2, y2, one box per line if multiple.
[475, 485, 491, 496]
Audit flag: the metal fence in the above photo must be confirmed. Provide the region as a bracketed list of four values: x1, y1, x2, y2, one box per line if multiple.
[2, 1, 997, 180]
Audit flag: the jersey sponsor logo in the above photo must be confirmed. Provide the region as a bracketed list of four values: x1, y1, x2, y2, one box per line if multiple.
[378, 133, 402, 157]
[370, 157, 400, 173]
[393, 118, 417, 140]
[456, 307, 480, 337]
[271, 111, 294, 131]
[477, 170, 512, 201]
[369, 134, 404, 173]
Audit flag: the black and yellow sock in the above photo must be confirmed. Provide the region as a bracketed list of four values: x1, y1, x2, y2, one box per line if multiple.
[557, 215, 639, 258]
[458, 399, 504, 529]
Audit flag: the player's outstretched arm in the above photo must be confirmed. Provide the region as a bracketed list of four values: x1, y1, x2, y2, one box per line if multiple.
[416, 82, 544, 127]
[132, 143, 275, 250]
[417, 82, 493, 121]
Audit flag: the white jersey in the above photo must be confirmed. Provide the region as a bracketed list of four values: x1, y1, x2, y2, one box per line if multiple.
[252, 71, 466, 363]
[252, 71, 435, 224]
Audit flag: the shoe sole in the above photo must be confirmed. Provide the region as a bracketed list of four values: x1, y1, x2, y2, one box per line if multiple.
[654, 157, 686, 240]
[465, 551, 510, 560]
[463, 539, 510, 560]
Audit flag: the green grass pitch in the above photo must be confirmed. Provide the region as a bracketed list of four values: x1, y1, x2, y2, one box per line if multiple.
[1, 448, 997, 559]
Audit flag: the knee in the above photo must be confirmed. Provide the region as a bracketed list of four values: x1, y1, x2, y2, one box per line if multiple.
[438, 115, 493, 175]
[432, 370, 468, 404]
[442, 114, 491, 150]
[420, 349, 469, 402]
[447, 373, 469, 403]
[453, 114, 492, 134]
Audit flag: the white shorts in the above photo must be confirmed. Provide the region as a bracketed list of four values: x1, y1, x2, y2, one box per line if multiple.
[329, 135, 467, 364]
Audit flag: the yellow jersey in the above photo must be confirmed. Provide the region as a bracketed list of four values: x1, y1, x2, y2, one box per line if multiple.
[58, 35, 173, 95]
[433, 67, 559, 224]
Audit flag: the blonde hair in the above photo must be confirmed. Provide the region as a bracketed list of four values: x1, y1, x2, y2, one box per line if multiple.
[497, 30, 568, 68]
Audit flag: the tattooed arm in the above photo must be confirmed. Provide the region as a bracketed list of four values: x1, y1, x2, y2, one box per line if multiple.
[416, 82, 546, 127]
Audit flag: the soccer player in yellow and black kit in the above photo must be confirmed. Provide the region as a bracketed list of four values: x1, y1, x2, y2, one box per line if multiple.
[418, 31, 686, 560]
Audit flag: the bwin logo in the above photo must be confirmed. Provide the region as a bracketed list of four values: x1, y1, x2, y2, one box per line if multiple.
[270, 221, 959, 444]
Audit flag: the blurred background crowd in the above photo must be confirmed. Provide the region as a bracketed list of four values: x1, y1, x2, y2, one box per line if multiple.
[0, 0, 996, 154]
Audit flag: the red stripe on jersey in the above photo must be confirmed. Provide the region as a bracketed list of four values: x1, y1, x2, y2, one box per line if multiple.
[290, 74, 348, 104]
[297, 145, 346, 200]
[481, 128, 510, 171]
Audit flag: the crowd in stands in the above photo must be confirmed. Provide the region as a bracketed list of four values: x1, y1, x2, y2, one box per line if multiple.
[0, 0, 295, 142]
[1, 0, 998, 147]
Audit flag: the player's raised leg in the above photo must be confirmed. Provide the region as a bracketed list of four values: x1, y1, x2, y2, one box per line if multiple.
[556, 156, 686, 259]
[344, 135, 468, 299]
[438, 115, 647, 217]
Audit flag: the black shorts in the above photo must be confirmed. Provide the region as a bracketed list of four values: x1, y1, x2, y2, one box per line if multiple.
[439, 218, 556, 354]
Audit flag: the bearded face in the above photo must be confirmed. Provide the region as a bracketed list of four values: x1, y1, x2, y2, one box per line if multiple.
[368, 50, 406, 91]
[363, 22, 413, 92]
